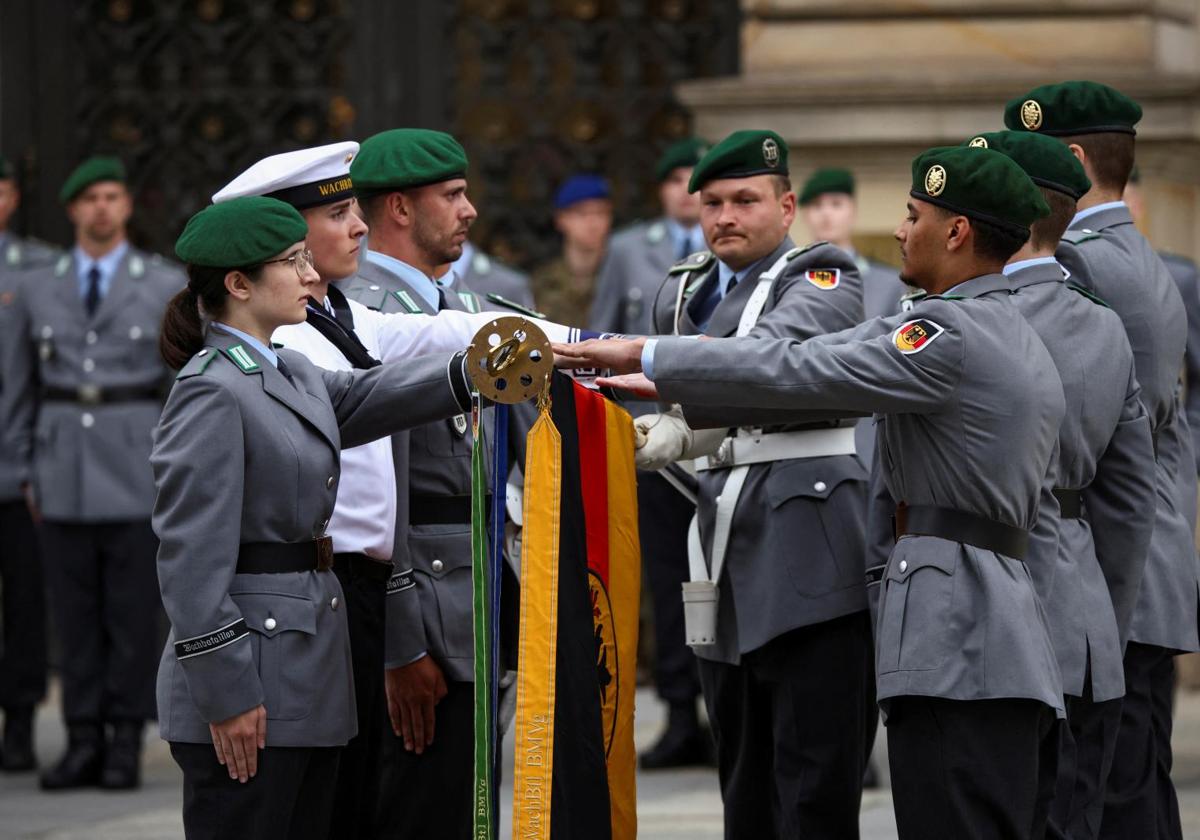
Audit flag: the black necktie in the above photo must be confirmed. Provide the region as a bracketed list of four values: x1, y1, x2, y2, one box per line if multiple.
[305, 299, 380, 370]
[84, 266, 102, 316]
[326, 284, 356, 328]
[276, 355, 297, 387]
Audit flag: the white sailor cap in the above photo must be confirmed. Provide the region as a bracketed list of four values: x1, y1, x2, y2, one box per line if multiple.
[213, 141, 359, 209]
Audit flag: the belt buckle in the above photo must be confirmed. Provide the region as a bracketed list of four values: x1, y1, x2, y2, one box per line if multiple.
[316, 536, 334, 572]
[77, 384, 102, 405]
[711, 437, 733, 469]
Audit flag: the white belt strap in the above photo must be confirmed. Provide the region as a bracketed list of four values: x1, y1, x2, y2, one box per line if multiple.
[695, 426, 856, 472]
[735, 249, 794, 337]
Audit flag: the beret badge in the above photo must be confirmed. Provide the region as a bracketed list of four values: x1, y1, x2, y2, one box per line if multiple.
[924, 164, 947, 197]
[969, 136, 989, 148]
[762, 138, 780, 168]
[1021, 100, 1044, 131]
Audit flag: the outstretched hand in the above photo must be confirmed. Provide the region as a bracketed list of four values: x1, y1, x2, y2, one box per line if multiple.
[552, 336, 648, 375]
[596, 373, 659, 400]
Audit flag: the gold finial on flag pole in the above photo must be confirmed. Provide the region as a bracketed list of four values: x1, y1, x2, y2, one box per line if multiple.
[466, 316, 552, 404]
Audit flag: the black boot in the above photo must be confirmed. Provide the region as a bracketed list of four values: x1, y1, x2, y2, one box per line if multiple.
[639, 701, 712, 770]
[40, 723, 103, 790]
[2, 707, 36, 772]
[100, 720, 143, 790]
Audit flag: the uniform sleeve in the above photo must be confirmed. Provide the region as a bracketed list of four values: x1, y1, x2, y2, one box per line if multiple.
[364, 306, 578, 364]
[1081, 366, 1156, 646]
[151, 376, 264, 723]
[319, 351, 471, 448]
[863, 430, 896, 633]
[384, 429, 430, 669]
[744, 244, 863, 342]
[664, 308, 960, 423]
[0, 275, 38, 485]
[1168, 258, 1200, 473]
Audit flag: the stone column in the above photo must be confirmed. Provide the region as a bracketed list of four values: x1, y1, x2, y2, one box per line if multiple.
[679, 0, 1200, 261]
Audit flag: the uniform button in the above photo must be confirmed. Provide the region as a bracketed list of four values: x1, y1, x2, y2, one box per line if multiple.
[81, 413, 95, 429]
[85, 331, 98, 345]
[813, 481, 827, 493]
[330, 597, 340, 611]
[369, 285, 380, 291]
[326, 476, 335, 489]
[431, 559, 444, 573]
[129, 325, 143, 340]
[40, 326, 52, 339]
[197, 349, 209, 357]
[82, 358, 95, 372]
[264, 617, 277, 631]
[899, 560, 908, 573]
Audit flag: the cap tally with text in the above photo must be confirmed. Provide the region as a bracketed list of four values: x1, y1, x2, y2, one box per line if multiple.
[799, 167, 855, 205]
[213, 141, 359, 209]
[59, 156, 126, 204]
[910, 146, 1049, 236]
[554, 174, 611, 210]
[350, 129, 468, 196]
[654, 137, 709, 182]
[1004, 81, 1142, 137]
[688, 129, 789, 193]
[175, 196, 309, 269]
[962, 131, 1091, 200]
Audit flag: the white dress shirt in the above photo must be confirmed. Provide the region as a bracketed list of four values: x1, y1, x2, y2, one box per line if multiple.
[272, 296, 574, 559]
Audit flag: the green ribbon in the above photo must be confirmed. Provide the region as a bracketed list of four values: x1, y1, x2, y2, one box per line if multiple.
[471, 396, 494, 840]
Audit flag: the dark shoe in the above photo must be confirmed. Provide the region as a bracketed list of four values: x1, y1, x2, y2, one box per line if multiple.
[100, 720, 143, 790]
[2, 707, 36, 772]
[40, 724, 103, 790]
[639, 704, 713, 770]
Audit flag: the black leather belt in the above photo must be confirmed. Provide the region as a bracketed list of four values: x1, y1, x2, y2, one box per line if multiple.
[410, 494, 491, 526]
[894, 503, 1029, 561]
[41, 385, 161, 405]
[236, 537, 334, 574]
[333, 552, 393, 583]
[1053, 488, 1083, 519]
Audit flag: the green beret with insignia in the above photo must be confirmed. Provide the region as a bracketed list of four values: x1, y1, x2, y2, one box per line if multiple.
[910, 146, 1049, 235]
[351, 128, 468, 196]
[59, 156, 126, 204]
[687, 129, 788, 194]
[799, 167, 855, 205]
[654, 137, 709, 182]
[1004, 81, 1142, 137]
[174, 196, 308, 268]
[962, 131, 1091, 200]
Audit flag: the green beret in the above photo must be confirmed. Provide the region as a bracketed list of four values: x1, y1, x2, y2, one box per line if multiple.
[351, 129, 468, 195]
[59, 156, 126, 203]
[962, 131, 1091, 200]
[910, 146, 1049, 235]
[799, 167, 855, 205]
[688, 129, 788, 193]
[654, 137, 709, 182]
[1004, 81, 1142, 137]
[175, 196, 308, 268]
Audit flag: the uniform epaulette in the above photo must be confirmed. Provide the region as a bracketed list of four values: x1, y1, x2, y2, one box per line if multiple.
[484, 292, 545, 319]
[175, 347, 219, 379]
[1067, 282, 1110, 308]
[1060, 228, 1101, 245]
[789, 240, 830, 257]
[668, 250, 714, 275]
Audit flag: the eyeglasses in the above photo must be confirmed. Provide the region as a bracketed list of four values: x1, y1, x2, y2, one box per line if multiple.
[262, 248, 315, 278]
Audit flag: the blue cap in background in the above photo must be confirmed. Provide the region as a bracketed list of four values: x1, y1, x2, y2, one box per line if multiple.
[554, 174, 611, 210]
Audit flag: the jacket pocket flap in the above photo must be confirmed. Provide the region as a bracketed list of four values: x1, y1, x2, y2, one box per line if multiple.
[409, 531, 472, 578]
[885, 545, 958, 582]
[765, 456, 866, 508]
[231, 592, 317, 638]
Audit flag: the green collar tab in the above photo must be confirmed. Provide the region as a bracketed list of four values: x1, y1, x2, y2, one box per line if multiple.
[393, 289, 423, 314]
[222, 344, 262, 373]
[457, 290, 480, 313]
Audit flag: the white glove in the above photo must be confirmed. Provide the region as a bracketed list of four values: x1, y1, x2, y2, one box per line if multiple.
[634, 405, 727, 471]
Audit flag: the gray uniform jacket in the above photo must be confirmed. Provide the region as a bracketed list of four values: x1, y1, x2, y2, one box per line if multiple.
[1, 247, 182, 521]
[456, 248, 535, 309]
[649, 238, 869, 665]
[854, 254, 909, 475]
[0, 234, 61, 501]
[152, 327, 469, 747]
[344, 259, 516, 679]
[656, 274, 1067, 714]
[1057, 207, 1200, 653]
[1008, 261, 1156, 700]
[1162, 252, 1200, 475]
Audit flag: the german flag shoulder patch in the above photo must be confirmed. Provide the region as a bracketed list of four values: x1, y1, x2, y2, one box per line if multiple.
[804, 268, 840, 290]
[892, 318, 946, 355]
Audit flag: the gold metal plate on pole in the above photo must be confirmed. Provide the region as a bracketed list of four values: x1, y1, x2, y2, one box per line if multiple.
[466, 316, 552, 404]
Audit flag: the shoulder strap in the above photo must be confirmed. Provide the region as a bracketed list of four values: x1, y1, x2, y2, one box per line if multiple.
[176, 347, 220, 380]
[1060, 228, 1101, 245]
[1067, 282, 1111, 308]
[735, 247, 802, 337]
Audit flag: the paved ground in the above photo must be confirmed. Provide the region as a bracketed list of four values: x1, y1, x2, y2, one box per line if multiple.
[4, 683, 1200, 839]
